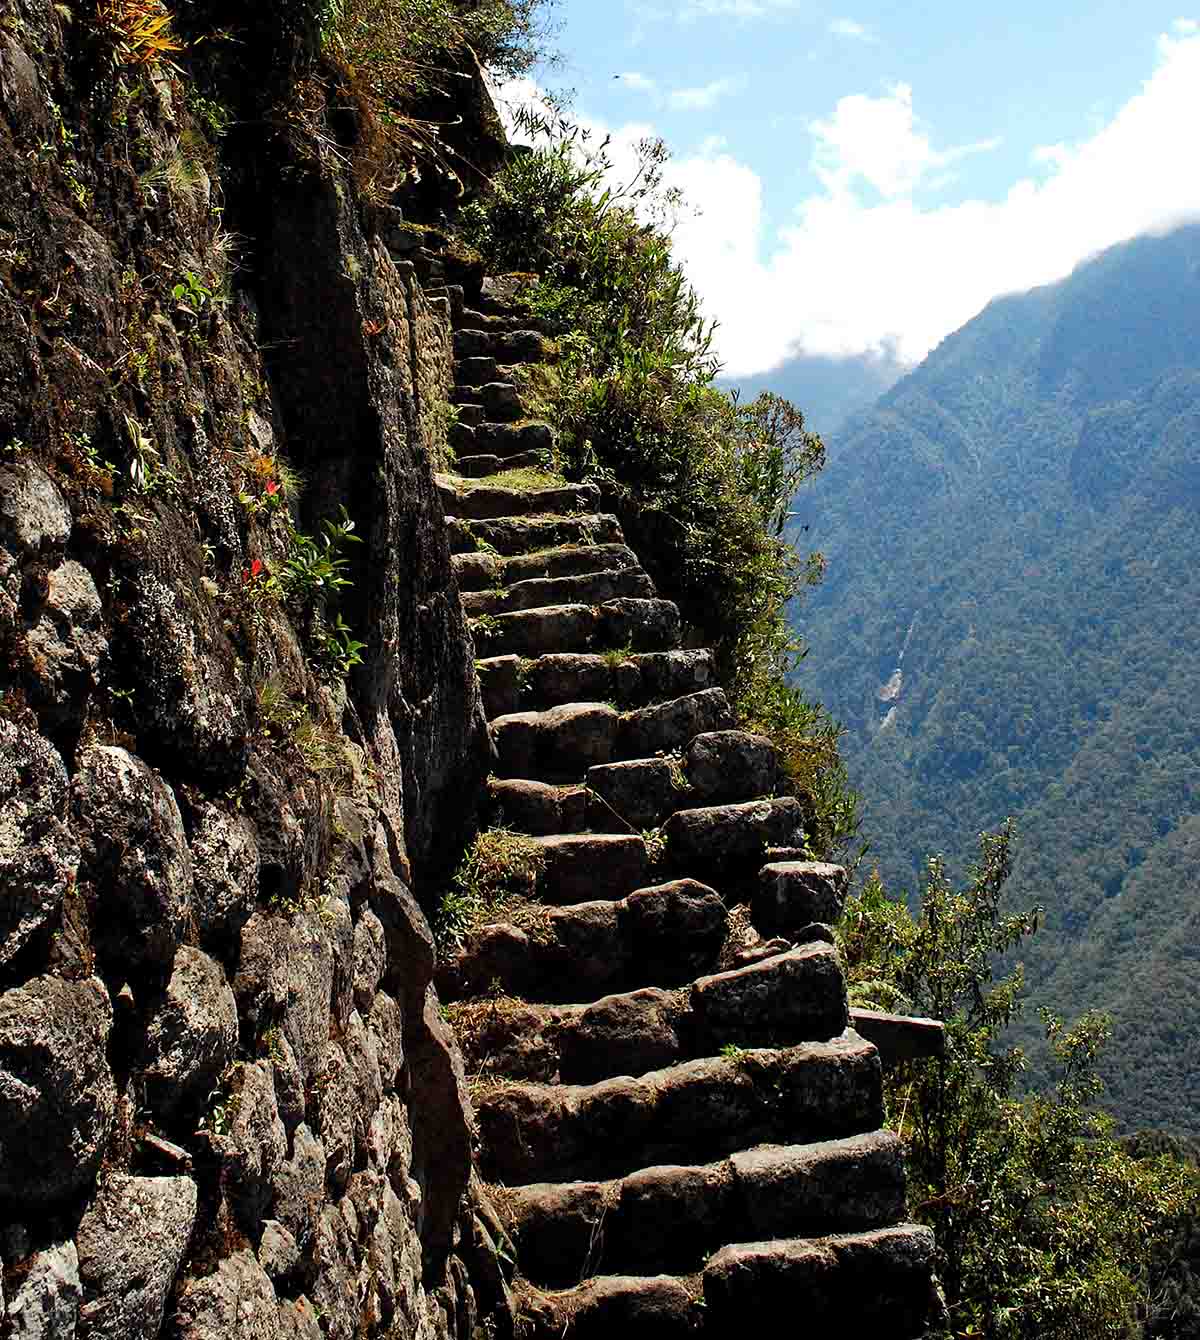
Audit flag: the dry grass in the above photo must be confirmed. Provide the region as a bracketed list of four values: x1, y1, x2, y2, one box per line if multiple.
[437, 827, 547, 947]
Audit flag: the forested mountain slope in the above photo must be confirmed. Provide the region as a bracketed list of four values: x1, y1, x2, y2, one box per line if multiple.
[791, 224, 1200, 1133]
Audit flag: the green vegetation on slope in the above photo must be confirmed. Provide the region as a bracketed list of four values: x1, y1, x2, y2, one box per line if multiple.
[793, 225, 1200, 1133]
[840, 826, 1200, 1339]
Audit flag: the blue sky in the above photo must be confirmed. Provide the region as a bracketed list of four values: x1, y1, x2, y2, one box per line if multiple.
[500, 4, 1200, 375]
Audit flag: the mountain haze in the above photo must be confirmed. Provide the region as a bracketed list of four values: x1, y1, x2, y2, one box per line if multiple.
[791, 224, 1200, 1133]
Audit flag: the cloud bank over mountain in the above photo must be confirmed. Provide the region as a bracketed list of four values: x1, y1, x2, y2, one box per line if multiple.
[503, 22, 1200, 377]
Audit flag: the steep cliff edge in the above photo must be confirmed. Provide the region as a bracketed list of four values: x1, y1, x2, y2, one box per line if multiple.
[0, 2, 498, 1335]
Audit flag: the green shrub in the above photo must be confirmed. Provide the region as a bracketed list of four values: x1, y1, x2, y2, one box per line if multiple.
[838, 824, 1200, 1339]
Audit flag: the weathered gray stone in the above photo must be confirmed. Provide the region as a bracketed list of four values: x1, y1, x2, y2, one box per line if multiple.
[560, 988, 687, 1084]
[24, 560, 107, 727]
[353, 908, 386, 1012]
[234, 905, 346, 1101]
[75, 1175, 197, 1340]
[489, 779, 588, 835]
[754, 860, 849, 933]
[257, 1220, 300, 1285]
[407, 985, 477, 1260]
[117, 570, 251, 781]
[595, 597, 680, 653]
[703, 1223, 938, 1335]
[618, 688, 733, 758]
[269, 1123, 325, 1251]
[175, 1251, 280, 1340]
[276, 1299, 323, 1340]
[140, 946, 239, 1122]
[317, 1041, 356, 1195]
[0, 974, 115, 1206]
[189, 803, 259, 950]
[586, 758, 678, 830]
[220, 1061, 287, 1225]
[72, 745, 193, 974]
[450, 512, 623, 559]
[275, 1297, 324, 1340]
[730, 1131, 907, 1238]
[479, 381, 522, 419]
[453, 328, 550, 363]
[6, 1240, 80, 1340]
[685, 729, 777, 803]
[663, 796, 805, 875]
[691, 943, 849, 1048]
[493, 701, 619, 780]
[438, 477, 598, 523]
[0, 462, 70, 567]
[0, 722, 78, 968]
[625, 880, 728, 985]
[534, 833, 648, 904]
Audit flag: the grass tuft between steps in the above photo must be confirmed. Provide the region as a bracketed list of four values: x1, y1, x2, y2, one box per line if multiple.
[437, 827, 548, 950]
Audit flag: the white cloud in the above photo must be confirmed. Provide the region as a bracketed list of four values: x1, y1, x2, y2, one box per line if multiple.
[499, 27, 1200, 377]
[617, 71, 659, 93]
[810, 83, 999, 198]
[669, 76, 742, 110]
[828, 17, 875, 41]
[663, 25, 1200, 373]
[1173, 17, 1199, 33]
[678, 0, 802, 19]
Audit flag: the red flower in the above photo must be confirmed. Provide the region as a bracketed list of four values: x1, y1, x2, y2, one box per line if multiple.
[265, 480, 279, 496]
[243, 558, 265, 583]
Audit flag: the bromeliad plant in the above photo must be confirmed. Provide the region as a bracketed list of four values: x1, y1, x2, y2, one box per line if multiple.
[279, 505, 360, 601]
[93, 0, 185, 70]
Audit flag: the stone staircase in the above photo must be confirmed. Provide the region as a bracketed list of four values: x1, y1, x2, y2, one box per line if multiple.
[431, 276, 941, 1337]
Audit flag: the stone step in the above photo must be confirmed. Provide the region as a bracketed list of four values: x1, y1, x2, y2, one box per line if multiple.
[488, 778, 589, 836]
[436, 880, 728, 1005]
[456, 355, 499, 383]
[453, 543, 641, 593]
[532, 832, 649, 905]
[462, 567, 654, 617]
[753, 861, 849, 935]
[618, 687, 733, 758]
[450, 420, 554, 460]
[454, 327, 552, 363]
[470, 598, 681, 659]
[476, 649, 715, 719]
[474, 1031, 882, 1184]
[514, 1275, 697, 1340]
[491, 690, 728, 783]
[501, 1131, 904, 1286]
[662, 796, 808, 879]
[436, 476, 595, 522]
[472, 421, 555, 459]
[452, 448, 559, 479]
[587, 730, 779, 830]
[456, 307, 557, 335]
[456, 943, 848, 1085]
[477, 274, 535, 315]
[452, 381, 525, 422]
[447, 512, 623, 557]
[702, 1224, 938, 1336]
[492, 702, 621, 783]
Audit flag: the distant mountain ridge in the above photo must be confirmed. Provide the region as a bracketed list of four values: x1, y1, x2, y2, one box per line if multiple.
[790, 223, 1200, 1133]
[721, 348, 904, 440]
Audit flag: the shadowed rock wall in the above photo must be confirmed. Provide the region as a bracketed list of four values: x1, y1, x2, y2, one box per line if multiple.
[0, 1, 499, 1335]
